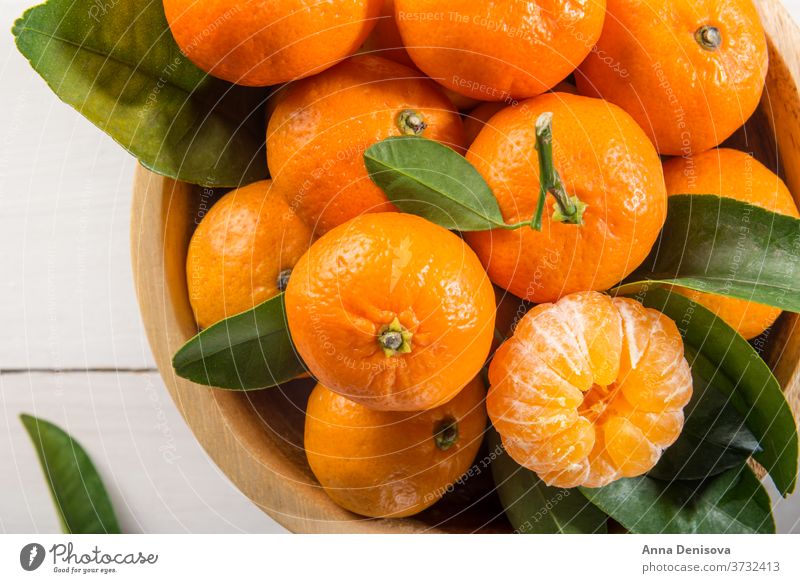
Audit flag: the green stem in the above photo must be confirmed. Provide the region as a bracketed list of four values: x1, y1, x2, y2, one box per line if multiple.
[532, 112, 588, 226]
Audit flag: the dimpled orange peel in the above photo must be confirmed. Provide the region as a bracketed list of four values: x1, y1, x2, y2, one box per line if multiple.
[163, 0, 383, 86]
[488, 291, 692, 488]
[576, 0, 768, 155]
[464, 92, 667, 303]
[186, 180, 313, 329]
[393, 0, 607, 100]
[662, 148, 800, 339]
[267, 54, 466, 235]
[305, 376, 486, 517]
[285, 212, 496, 411]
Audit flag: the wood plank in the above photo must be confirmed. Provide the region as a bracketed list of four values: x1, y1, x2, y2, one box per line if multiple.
[0, 2, 152, 369]
[0, 371, 286, 533]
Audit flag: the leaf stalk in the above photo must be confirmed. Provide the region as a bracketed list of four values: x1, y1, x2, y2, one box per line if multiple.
[533, 112, 588, 227]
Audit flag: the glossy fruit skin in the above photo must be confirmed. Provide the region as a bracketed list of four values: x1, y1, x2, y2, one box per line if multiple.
[285, 213, 495, 411]
[464, 92, 667, 303]
[463, 102, 506, 146]
[186, 180, 312, 329]
[305, 377, 486, 517]
[360, 0, 416, 67]
[393, 0, 607, 100]
[267, 55, 466, 235]
[163, 0, 382, 86]
[360, 4, 480, 112]
[576, 0, 768, 156]
[663, 148, 800, 339]
[463, 83, 579, 145]
[488, 291, 692, 488]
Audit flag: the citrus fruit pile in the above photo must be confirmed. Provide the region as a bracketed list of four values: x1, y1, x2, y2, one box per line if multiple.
[15, 0, 798, 531]
[174, 0, 799, 521]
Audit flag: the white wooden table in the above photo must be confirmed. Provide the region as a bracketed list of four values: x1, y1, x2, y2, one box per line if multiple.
[1, 0, 799, 534]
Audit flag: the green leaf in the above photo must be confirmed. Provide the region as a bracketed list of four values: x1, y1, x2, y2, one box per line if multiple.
[364, 136, 508, 231]
[21, 414, 120, 534]
[173, 293, 306, 390]
[649, 346, 761, 481]
[488, 429, 608, 533]
[581, 464, 775, 534]
[616, 195, 800, 312]
[634, 287, 797, 496]
[12, 0, 267, 187]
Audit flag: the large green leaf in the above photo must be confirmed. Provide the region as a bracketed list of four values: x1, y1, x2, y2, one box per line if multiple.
[173, 293, 306, 390]
[616, 195, 800, 312]
[21, 414, 120, 534]
[649, 347, 761, 481]
[635, 287, 797, 496]
[489, 429, 608, 534]
[13, 0, 267, 187]
[364, 136, 511, 231]
[581, 464, 775, 534]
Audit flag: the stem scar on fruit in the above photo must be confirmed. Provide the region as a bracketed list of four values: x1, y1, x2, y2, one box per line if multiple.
[695, 25, 722, 51]
[397, 109, 427, 135]
[378, 316, 413, 356]
[276, 268, 292, 291]
[434, 416, 459, 451]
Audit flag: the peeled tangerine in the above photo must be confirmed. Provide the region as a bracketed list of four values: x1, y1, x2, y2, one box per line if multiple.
[487, 291, 692, 488]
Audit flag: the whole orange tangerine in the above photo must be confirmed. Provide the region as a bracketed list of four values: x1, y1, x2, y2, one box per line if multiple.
[163, 0, 382, 86]
[305, 377, 486, 517]
[267, 55, 466, 235]
[393, 0, 607, 100]
[576, 0, 768, 155]
[662, 148, 800, 339]
[186, 180, 313, 329]
[285, 213, 495, 411]
[464, 92, 667, 303]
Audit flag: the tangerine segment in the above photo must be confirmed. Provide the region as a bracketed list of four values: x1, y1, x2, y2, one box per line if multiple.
[163, 0, 382, 86]
[488, 291, 692, 488]
[464, 92, 667, 304]
[267, 54, 466, 235]
[285, 213, 495, 411]
[305, 376, 487, 518]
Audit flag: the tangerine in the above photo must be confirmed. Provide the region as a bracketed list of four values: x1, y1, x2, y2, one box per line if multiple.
[186, 180, 312, 329]
[360, 0, 416, 67]
[285, 213, 495, 411]
[163, 0, 382, 86]
[393, 0, 607, 101]
[267, 54, 466, 235]
[662, 148, 800, 339]
[464, 92, 667, 303]
[488, 291, 692, 488]
[576, 0, 768, 155]
[305, 376, 486, 517]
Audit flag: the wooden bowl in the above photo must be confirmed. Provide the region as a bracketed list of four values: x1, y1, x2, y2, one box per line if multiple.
[131, 0, 800, 533]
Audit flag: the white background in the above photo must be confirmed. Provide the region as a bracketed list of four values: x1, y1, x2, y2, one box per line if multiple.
[0, 0, 799, 534]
